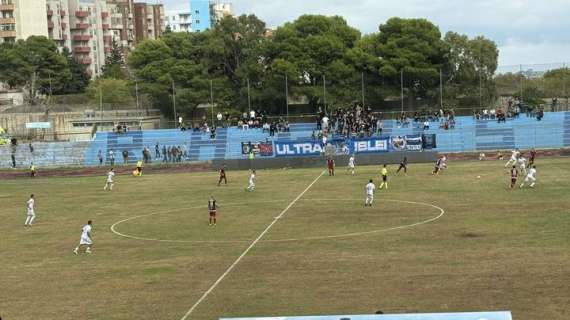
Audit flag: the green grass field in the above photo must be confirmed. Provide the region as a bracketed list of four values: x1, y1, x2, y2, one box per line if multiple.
[1, 158, 569, 320]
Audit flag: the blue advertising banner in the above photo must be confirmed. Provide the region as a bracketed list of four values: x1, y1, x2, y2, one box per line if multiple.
[351, 137, 390, 153]
[221, 311, 513, 320]
[274, 135, 423, 157]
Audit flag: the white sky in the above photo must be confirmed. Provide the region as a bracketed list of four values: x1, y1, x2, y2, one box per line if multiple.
[160, 0, 570, 67]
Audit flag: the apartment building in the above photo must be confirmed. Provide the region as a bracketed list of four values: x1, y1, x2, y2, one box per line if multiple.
[133, 2, 163, 43]
[165, 10, 192, 33]
[210, 1, 231, 25]
[0, 0, 48, 43]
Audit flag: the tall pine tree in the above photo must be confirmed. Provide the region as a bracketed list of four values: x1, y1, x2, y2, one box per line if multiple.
[102, 39, 127, 79]
[58, 47, 90, 94]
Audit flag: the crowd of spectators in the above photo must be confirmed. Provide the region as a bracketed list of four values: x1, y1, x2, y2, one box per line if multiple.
[474, 98, 544, 122]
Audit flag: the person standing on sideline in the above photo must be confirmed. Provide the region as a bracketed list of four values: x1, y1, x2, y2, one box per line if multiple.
[365, 179, 376, 207]
[29, 162, 36, 178]
[104, 168, 115, 191]
[155, 143, 160, 159]
[109, 150, 115, 166]
[396, 156, 408, 174]
[73, 220, 93, 254]
[246, 170, 256, 192]
[97, 150, 103, 165]
[347, 155, 356, 175]
[24, 194, 36, 227]
[208, 196, 217, 226]
[379, 164, 389, 189]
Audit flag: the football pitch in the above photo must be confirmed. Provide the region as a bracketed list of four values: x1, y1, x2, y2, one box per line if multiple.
[1, 158, 569, 320]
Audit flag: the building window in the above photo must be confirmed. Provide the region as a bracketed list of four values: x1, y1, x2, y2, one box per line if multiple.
[196, 20, 200, 24]
[195, 10, 199, 14]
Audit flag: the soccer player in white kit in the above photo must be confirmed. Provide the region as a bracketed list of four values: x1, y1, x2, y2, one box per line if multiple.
[347, 155, 356, 175]
[505, 149, 520, 167]
[517, 157, 528, 175]
[74, 220, 93, 254]
[103, 168, 115, 191]
[246, 170, 256, 192]
[365, 179, 376, 207]
[24, 194, 35, 227]
[520, 165, 537, 188]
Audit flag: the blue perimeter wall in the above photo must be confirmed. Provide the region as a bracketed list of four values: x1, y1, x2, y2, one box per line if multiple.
[83, 112, 570, 165]
[220, 311, 512, 320]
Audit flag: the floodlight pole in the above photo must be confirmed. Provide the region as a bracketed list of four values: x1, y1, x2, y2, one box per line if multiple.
[440, 69, 443, 109]
[400, 69, 404, 113]
[171, 79, 177, 128]
[285, 74, 289, 119]
[323, 74, 327, 114]
[210, 79, 214, 126]
[361, 71, 365, 106]
[247, 78, 251, 113]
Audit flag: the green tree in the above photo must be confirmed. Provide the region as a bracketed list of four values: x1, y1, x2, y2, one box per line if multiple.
[57, 47, 90, 94]
[0, 36, 70, 104]
[264, 15, 361, 109]
[86, 78, 133, 109]
[102, 39, 127, 79]
[444, 32, 499, 107]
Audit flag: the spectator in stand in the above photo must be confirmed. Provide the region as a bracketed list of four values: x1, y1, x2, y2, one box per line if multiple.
[155, 143, 160, 159]
[109, 150, 115, 166]
[217, 112, 223, 127]
[423, 120, 430, 131]
[122, 150, 129, 164]
[162, 145, 167, 163]
[97, 150, 103, 165]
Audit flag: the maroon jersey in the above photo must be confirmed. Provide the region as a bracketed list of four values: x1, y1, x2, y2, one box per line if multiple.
[219, 168, 226, 177]
[208, 199, 217, 212]
[530, 151, 536, 161]
[510, 168, 518, 179]
[327, 159, 334, 169]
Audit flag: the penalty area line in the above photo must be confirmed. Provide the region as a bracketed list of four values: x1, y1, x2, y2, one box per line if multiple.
[179, 171, 325, 320]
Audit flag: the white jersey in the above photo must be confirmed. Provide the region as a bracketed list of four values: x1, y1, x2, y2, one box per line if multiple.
[348, 157, 355, 168]
[106, 171, 115, 183]
[518, 157, 526, 165]
[81, 224, 92, 238]
[527, 168, 537, 178]
[365, 183, 376, 195]
[249, 173, 256, 184]
[511, 150, 519, 160]
[27, 198, 35, 213]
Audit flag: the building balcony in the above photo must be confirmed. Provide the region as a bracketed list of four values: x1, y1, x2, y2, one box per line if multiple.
[61, 22, 66, 29]
[60, 9, 65, 16]
[79, 57, 92, 65]
[102, 24, 109, 30]
[101, 12, 109, 19]
[62, 34, 68, 41]
[75, 10, 89, 18]
[47, 9, 53, 16]
[0, 30, 16, 38]
[0, 3, 15, 11]
[103, 35, 112, 43]
[72, 34, 91, 41]
[73, 46, 90, 53]
[71, 23, 89, 30]
[0, 17, 15, 24]
[104, 47, 112, 53]
[48, 21, 54, 29]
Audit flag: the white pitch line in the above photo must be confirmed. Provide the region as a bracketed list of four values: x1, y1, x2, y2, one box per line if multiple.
[179, 171, 325, 320]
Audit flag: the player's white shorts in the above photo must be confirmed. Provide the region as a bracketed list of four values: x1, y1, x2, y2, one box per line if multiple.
[80, 236, 93, 245]
[524, 176, 536, 182]
[349, 164, 355, 169]
[366, 194, 374, 201]
[27, 210, 35, 216]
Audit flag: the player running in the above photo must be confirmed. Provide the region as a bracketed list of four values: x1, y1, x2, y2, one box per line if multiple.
[432, 157, 443, 175]
[103, 168, 115, 191]
[396, 156, 408, 174]
[327, 157, 335, 176]
[73, 220, 93, 255]
[505, 149, 520, 167]
[217, 166, 227, 186]
[517, 156, 528, 175]
[529, 149, 537, 166]
[24, 194, 35, 227]
[246, 170, 256, 192]
[520, 165, 537, 188]
[379, 164, 388, 189]
[347, 155, 355, 175]
[365, 179, 376, 207]
[509, 165, 519, 189]
[208, 196, 218, 226]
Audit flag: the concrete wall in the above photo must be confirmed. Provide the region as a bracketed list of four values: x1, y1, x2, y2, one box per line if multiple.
[15, 0, 48, 40]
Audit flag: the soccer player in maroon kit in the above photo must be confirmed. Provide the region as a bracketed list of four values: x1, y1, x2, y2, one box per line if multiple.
[208, 196, 217, 226]
[217, 166, 227, 186]
[327, 158, 335, 176]
[529, 149, 536, 167]
[510, 165, 519, 189]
